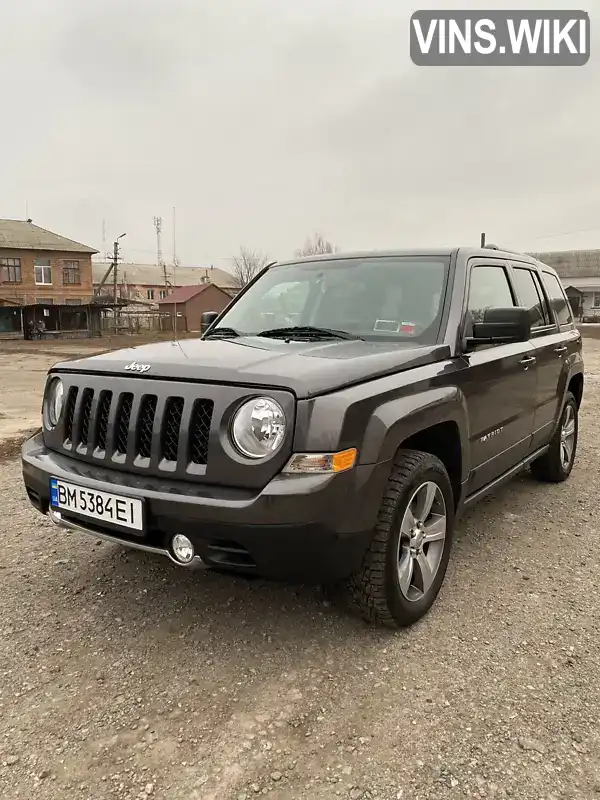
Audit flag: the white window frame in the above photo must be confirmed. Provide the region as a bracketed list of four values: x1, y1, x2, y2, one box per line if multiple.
[592, 292, 600, 308]
[34, 260, 53, 285]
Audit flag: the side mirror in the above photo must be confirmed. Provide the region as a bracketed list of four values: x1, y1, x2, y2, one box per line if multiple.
[201, 311, 219, 334]
[467, 307, 531, 347]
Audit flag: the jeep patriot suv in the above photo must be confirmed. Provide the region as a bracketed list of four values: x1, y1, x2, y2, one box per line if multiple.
[22, 247, 583, 627]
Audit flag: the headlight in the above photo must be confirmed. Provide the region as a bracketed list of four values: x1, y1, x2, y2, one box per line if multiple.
[231, 397, 286, 459]
[46, 378, 64, 428]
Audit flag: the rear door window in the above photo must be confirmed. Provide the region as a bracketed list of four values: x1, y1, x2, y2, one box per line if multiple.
[511, 267, 552, 329]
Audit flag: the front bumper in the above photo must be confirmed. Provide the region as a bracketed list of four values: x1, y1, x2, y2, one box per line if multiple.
[22, 433, 390, 582]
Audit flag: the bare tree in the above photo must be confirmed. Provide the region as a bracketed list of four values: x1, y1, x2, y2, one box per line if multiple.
[295, 232, 339, 257]
[231, 246, 269, 289]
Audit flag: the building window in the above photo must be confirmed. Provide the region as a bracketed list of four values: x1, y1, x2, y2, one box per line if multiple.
[35, 298, 53, 305]
[0, 257, 22, 283]
[65, 298, 82, 305]
[593, 292, 600, 308]
[159, 289, 168, 300]
[62, 260, 81, 285]
[147, 288, 155, 300]
[34, 259, 53, 285]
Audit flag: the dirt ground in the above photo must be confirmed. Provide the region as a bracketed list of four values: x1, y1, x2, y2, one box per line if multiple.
[1, 336, 600, 799]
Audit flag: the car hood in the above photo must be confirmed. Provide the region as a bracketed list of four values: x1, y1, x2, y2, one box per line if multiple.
[52, 336, 452, 398]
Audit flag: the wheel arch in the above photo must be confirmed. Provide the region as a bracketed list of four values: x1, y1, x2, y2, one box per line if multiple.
[399, 421, 462, 510]
[568, 370, 584, 407]
[361, 386, 468, 509]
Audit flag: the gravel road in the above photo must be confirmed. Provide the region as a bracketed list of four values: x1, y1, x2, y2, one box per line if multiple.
[2, 341, 600, 800]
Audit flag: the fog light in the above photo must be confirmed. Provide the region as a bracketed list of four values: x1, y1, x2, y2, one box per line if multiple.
[172, 534, 195, 564]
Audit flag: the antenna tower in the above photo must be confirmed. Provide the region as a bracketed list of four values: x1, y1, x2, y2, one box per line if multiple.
[154, 216, 169, 285]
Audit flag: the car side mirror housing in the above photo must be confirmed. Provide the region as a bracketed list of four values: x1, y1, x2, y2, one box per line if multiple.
[466, 307, 531, 348]
[201, 311, 219, 334]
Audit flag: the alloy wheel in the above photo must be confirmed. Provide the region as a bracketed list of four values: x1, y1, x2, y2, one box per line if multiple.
[397, 481, 447, 602]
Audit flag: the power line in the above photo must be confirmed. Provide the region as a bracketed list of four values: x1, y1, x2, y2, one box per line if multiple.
[530, 226, 600, 242]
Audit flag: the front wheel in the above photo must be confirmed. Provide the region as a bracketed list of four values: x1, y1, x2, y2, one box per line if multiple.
[344, 449, 454, 628]
[530, 391, 578, 483]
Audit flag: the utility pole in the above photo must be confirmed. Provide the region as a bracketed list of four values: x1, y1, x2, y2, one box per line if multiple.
[172, 207, 178, 336]
[480, 232, 486, 247]
[112, 233, 126, 333]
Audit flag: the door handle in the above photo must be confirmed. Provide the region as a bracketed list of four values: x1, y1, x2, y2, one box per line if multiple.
[519, 356, 536, 367]
[554, 345, 568, 354]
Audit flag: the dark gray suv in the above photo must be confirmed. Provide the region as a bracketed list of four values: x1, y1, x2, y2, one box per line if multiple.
[22, 247, 583, 627]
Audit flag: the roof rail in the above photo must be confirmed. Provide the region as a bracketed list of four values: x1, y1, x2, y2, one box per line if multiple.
[483, 243, 530, 258]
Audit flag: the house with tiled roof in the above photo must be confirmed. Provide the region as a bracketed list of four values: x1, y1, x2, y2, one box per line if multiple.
[92, 262, 238, 309]
[157, 282, 233, 332]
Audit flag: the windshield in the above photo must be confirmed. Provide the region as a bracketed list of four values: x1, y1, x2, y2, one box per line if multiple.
[214, 256, 450, 343]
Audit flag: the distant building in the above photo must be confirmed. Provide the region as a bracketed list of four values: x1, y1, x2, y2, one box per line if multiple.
[0, 218, 98, 307]
[529, 249, 600, 319]
[157, 283, 233, 332]
[93, 262, 238, 308]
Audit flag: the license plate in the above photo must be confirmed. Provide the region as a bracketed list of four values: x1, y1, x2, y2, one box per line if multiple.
[49, 478, 144, 532]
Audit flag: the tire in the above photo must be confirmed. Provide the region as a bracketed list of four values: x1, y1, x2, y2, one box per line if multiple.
[530, 391, 578, 483]
[344, 449, 455, 628]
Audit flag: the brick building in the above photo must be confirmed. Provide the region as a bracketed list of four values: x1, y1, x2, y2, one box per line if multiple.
[157, 283, 233, 332]
[0, 219, 98, 307]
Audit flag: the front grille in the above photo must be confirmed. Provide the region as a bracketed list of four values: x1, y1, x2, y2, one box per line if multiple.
[58, 383, 214, 475]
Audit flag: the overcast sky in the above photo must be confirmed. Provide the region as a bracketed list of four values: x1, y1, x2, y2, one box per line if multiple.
[1, 0, 598, 268]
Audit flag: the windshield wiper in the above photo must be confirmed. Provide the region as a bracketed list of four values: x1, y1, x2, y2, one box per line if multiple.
[256, 326, 364, 341]
[203, 327, 241, 339]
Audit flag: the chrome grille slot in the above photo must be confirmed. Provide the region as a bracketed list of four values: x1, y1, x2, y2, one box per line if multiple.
[161, 397, 184, 462]
[63, 386, 78, 443]
[95, 391, 112, 451]
[115, 393, 134, 455]
[136, 395, 157, 459]
[79, 389, 94, 447]
[189, 399, 213, 465]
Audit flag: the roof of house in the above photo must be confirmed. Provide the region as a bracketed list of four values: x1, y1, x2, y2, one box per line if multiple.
[157, 283, 232, 305]
[528, 249, 600, 279]
[0, 219, 98, 254]
[92, 261, 236, 288]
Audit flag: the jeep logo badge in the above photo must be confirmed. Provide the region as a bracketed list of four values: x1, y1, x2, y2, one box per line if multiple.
[124, 361, 151, 374]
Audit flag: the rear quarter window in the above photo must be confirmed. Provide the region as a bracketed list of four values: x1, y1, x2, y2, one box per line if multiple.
[542, 272, 573, 326]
